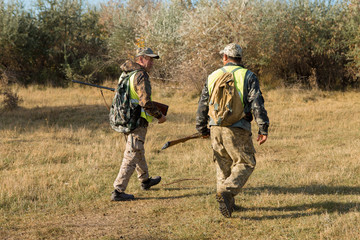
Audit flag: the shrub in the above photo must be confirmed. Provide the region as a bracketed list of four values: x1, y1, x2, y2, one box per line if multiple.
[0, 71, 22, 111]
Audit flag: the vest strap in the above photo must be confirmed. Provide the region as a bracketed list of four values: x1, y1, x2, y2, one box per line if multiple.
[220, 66, 241, 74]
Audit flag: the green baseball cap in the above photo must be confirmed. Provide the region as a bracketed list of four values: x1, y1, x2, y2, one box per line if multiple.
[136, 47, 160, 59]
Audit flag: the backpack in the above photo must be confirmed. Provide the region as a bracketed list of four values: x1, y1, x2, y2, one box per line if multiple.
[208, 67, 245, 126]
[109, 70, 141, 133]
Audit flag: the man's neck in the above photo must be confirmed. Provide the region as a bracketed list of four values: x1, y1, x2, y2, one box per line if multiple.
[135, 61, 147, 71]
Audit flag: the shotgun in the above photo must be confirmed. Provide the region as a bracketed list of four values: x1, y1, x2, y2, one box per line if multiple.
[161, 132, 202, 150]
[72, 79, 116, 91]
[72, 80, 169, 116]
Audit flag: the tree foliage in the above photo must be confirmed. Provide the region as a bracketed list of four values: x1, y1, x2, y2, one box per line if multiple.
[0, 0, 359, 90]
[0, 0, 109, 86]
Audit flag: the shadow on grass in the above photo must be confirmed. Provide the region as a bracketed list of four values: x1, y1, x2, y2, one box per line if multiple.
[238, 184, 360, 220]
[136, 187, 215, 200]
[245, 185, 360, 195]
[0, 105, 196, 131]
[0, 105, 110, 131]
[239, 201, 360, 220]
[162, 187, 208, 191]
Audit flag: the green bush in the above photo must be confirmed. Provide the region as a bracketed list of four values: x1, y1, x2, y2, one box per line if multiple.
[0, 0, 359, 90]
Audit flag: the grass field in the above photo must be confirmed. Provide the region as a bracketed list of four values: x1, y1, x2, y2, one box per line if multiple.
[1, 83, 360, 240]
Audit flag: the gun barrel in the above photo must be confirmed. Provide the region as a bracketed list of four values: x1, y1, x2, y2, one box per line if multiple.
[72, 80, 115, 92]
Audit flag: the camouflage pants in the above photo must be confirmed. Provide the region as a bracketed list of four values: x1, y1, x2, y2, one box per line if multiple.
[113, 126, 149, 193]
[211, 126, 256, 197]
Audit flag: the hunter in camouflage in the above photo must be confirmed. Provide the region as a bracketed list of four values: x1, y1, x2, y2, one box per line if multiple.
[196, 43, 269, 217]
[116, 59, 163, 126]
[111, 47, 167, 201]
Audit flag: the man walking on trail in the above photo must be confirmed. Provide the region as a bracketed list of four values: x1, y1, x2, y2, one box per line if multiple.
[196, 43, 269, 217]
[111, 47, 167, 201]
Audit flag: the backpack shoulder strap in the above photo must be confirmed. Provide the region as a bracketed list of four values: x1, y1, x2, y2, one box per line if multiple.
[220, 66, 242, 74]
[231, 67, 242, 73]
[119, 70, 140, 85]
[128, 70, 139, 79]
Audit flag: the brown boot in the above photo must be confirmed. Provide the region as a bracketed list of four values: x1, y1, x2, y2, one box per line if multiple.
[216, 192, 233, 218]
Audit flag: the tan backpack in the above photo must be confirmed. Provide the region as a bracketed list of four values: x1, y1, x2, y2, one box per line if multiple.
[208, 68, 245, 126]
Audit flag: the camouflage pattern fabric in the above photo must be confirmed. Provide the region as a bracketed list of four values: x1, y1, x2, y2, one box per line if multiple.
[109, 70, 141, 133]
[219, 43, 243, 58]
[196, 62, 269, 135]
[211, 126, 256, 196]
[113, 126, 149, 192]
[120, 60, 163, 121]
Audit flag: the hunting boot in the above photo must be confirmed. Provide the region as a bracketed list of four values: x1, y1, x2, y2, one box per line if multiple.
[111, 190, 134, 201]
[141, 176, 161, 190]
[216, 192, 233, 218]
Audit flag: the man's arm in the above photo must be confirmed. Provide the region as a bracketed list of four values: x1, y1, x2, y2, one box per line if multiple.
[196, 80, 210, 136]
[246, 72, 269, 142]
[134, 71, 164, 120]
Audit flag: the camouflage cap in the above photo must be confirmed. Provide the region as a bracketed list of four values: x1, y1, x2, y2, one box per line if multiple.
[136, 47, 159, 59]
[219, 43, 242, 58]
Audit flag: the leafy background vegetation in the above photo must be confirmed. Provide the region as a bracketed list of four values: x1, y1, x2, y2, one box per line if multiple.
[1, 0, 359, 91]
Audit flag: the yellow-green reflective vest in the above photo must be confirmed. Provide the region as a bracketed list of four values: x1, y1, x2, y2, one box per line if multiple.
[208, 65, 248, 106]
[129, 72, 154, 123]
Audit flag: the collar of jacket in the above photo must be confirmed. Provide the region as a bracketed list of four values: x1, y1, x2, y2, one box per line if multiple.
[120, 60, 145, 73]
[225, 62, 239, 67]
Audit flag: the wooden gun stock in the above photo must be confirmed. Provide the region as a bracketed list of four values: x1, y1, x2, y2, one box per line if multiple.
[161, 132, 202, 150]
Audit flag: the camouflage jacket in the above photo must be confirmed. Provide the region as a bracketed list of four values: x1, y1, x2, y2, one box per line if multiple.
[196, 62, 269, 135]
[120, 60, 163, 124]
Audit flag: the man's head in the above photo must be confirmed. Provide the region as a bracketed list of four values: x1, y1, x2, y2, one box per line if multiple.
[220, 43, 242, 65]
[135, 47, 159, 72]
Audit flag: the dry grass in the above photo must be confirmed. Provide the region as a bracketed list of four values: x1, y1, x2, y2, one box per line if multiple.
[1, 83, 360, 240]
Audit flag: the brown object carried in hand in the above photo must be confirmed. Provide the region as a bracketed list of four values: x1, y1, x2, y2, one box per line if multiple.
[153, 101, 169, 116]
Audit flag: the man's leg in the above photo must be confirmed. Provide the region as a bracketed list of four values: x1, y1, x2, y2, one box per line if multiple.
[211, 126, 234, 217]
[112, 127, 149, 200]
[132, 127, 149, 183]
[131, 127, 162, 190]
[221, 127, 256, 197]
[136, 125, 161, 190]
[214, 150, 233, 193]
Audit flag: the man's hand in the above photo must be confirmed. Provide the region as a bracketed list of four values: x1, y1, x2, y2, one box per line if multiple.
[201, 128, 210, 138]
[257, 134, 267, 145]
[158, 114, 166, 124]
